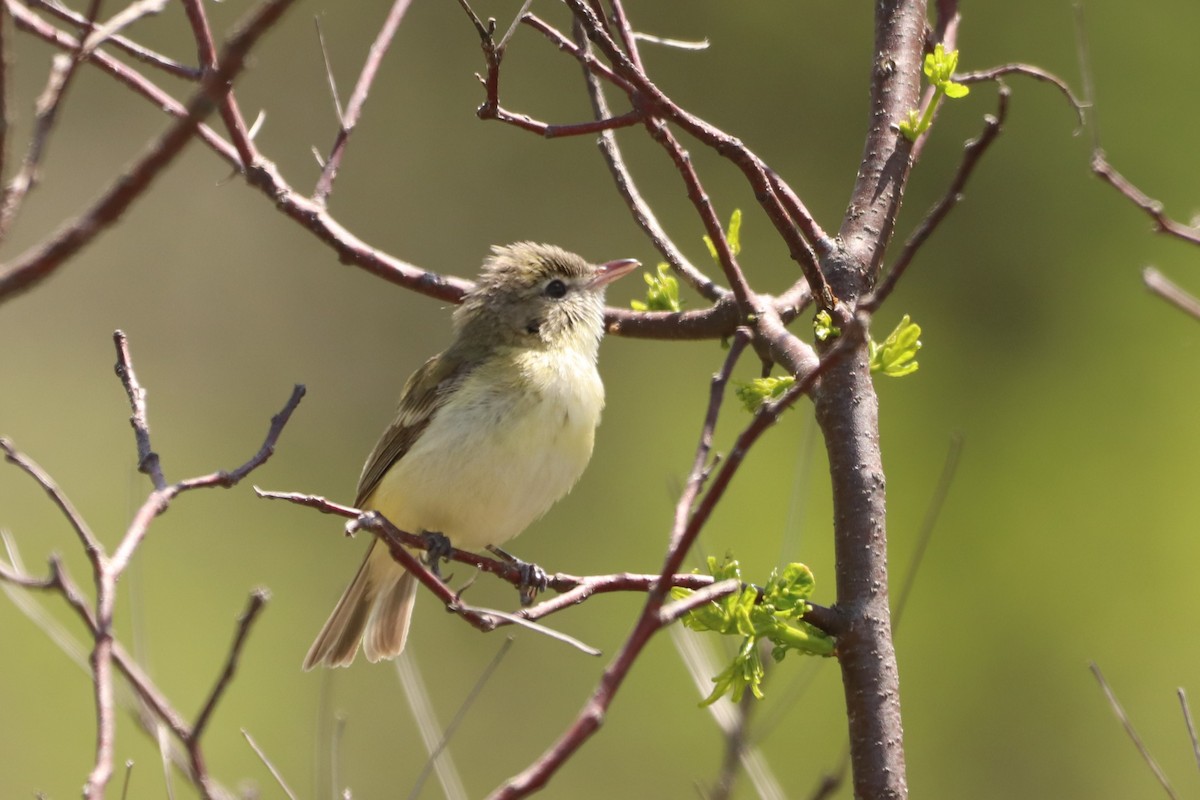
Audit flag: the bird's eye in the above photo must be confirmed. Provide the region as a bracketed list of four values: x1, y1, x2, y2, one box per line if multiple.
[544, 279, 568, 299]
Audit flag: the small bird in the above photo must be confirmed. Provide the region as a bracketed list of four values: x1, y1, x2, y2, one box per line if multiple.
[303, 242, 638, 669]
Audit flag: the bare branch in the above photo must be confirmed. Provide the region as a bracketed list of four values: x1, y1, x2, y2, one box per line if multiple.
[560, 1, 833, 310]
[863, 84, 1009, 312]
[892, 433, 963, 629]
[313, 17, 344, 126]
[1089, 662, 1178, 799]
[489, 330, 854, 799]
[0, 0, 298, 304]
[671, 328, 751, 553]
[109, 382, 304, 576]
[0, 437, 103, 565]
[573, 16, 723, 302]
[1092, 151, 1200, 247]
[401, 643, 507, 800]
[113, 329, 166, 489]
[957, 64, 1086, 127]
[0, 0, 98, 238]
[180, 0, 256, 167]
[6, 1, 238, 162]
[82, 0, 170, 53]
[192, 589, 270, 742]
[242, 729, 299, 800]
[28, 0, 200, 78]
[1179, 688, 1200, 776]
[656, 578, 740, 626]
[1143, 268, 1200, 321]
[313, 0, 414, 205]
[0, 7, 9, 196]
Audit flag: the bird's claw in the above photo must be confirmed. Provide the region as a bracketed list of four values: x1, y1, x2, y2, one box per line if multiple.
[420, 531, 453, 578]
[488, 545, 548, 606]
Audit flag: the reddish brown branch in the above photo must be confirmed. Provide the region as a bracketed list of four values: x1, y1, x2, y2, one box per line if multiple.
[254, 487, 846, 640]
[180, 0, 256, 167]
[460, 4, 644, 139]
[1092, 150, 1200, 247]
[958, 64, 1085, 126]
[489, 324, 853, 799]
[313, 0, 414, 205]
[0, 0, 100, 238]
[0, 437, 103, 564]
[192, 589, 270, 742]
[863, 84, 1010, 313]
[572, 18, 724, 303]
[0, 0, 297, 304]
[27, 0, 200, 79]
[6, 1, 238, 161]
[2, 328, 305, 800]
[561, 0, 833, 303]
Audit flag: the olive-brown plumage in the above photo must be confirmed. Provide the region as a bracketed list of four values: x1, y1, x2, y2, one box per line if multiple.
[303, 243, 636, 669]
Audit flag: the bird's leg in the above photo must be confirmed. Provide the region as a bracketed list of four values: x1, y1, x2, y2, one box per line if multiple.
[419, 530, 453, 579]
[487, 545, 549, 606]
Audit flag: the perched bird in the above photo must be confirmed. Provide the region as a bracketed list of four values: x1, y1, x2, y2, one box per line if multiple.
[303, 242, 637, 669]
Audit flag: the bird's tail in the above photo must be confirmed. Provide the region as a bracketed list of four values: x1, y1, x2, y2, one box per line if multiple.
[302, 541, 418, 670]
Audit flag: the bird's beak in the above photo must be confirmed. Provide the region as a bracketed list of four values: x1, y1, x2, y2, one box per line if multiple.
[588, 258, 640, 289]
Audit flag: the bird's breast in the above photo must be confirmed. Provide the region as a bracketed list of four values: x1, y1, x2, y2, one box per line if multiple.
[366, 347, 604, 551]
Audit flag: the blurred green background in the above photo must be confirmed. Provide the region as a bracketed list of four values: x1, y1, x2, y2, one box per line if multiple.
[2, 1, 1199, 797]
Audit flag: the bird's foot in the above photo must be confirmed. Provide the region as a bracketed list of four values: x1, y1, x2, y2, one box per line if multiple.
[420, 531, 453, 578]
[487, 545, 548, 606]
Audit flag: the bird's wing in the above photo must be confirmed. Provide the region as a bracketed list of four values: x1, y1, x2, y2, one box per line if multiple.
[355, 352, 473, 507]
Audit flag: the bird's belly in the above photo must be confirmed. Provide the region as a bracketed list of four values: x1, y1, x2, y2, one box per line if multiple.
[366, 368, 601, 551]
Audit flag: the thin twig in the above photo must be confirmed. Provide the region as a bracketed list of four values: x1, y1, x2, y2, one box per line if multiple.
[656, 578, 740, 626]
[1143, 268, 1200, 321]
[1092, 151, 1200, 247]
[1073, 1, 1099, 150]
[0, 5, 8, 196]
[563, 0, 833, 295]
[1, 0, 169, 238]
[1178, 688, 1200, 775]
[313, 17, 344, 125]
[570, 15, 724, 302]
[28, 0, 200, 78]
[401, 643, 512, 800]
[313, 0, 413, 205]
[81, 0, 170, 54]
[180, 0, 256, 167]
[110, 382, 304, 575]
[0, 0, 101, 238]
[488, 329, 855, 799]
[957, 64, 1086, 127]
[1089, 662, 1178, 800]
[242, 729, 299, 800]
[6, 1, 237, 160]
[113, 329, 165, 489]
[192, 589, 271, 741]
[863, 85, 1009, 312]
[0, 437, 103, 565]
[0, 0, 298, 304]
[892, 433, 963, 629]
